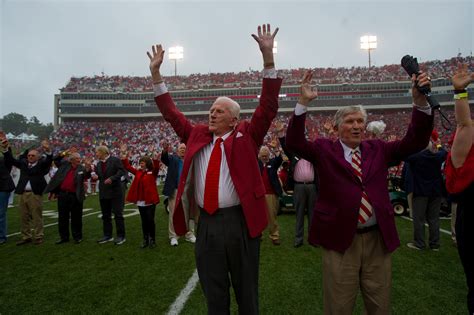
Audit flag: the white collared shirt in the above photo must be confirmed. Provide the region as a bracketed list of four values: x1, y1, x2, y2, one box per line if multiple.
[193, 130, 240, 209]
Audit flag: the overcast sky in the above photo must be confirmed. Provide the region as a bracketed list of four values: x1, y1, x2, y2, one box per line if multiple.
[1, 0, 472, 124]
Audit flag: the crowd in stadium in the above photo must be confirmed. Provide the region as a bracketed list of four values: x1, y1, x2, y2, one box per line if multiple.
[1, 31, 472, 314]
[61, 56, 473, 92]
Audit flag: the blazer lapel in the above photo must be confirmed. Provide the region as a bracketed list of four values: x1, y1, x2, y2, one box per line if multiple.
[332, 141, 357, 181]
[360, 141, 375, 182]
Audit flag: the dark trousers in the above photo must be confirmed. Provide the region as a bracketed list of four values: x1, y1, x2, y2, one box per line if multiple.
[99, 197, 125, 238]
[57, 191, 83, 241]
[412, 196, 441, 249]
[456, 201, 474, 314]
[294, 183, 317, 245]
[138, 204, 156, 241]
[196, 205, 260, 315]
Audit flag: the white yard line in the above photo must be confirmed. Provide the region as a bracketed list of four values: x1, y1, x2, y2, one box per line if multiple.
[166, 269, 199, 315]
[400, 215, 452, 235]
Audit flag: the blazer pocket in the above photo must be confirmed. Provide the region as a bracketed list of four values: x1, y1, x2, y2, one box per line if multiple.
[314, 205, 337, 221]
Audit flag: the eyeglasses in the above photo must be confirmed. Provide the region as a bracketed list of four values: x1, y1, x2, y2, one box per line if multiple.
[27, 155, 37, 157]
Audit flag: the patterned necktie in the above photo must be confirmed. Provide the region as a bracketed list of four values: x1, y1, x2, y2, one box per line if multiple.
[351, 149, 373, 224]
[203, 138, 223, 214]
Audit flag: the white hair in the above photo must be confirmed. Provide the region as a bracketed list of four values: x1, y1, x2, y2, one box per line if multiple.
[333, 105, 367, 128]
[366, 120, 387, 136]
[214, 96, 240, 119]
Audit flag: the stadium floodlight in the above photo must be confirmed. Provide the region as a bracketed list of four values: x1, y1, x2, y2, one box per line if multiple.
[168, 46, 184, 77]
[273, 41, 278, 54]
[360, 35, 377, 68]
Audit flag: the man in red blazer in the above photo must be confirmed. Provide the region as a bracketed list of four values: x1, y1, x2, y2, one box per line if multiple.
[286, 70, 434, 314]
[147, 24, 282, 314]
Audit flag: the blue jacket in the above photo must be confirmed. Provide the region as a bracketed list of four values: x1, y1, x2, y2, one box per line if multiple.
[406, 148, 447, 197]
[161, 151, 183, 197]
[258, 154, 283, 196]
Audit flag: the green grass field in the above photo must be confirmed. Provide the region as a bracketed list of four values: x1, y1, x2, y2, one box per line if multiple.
[0, 189, 467, 314]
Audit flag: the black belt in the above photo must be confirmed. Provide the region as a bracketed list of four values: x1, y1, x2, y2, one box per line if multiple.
[356, 224, 378, 234]
[294, 181, 315, 185]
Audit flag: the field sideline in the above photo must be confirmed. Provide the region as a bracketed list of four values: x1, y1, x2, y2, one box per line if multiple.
[0, 190, 467, 314]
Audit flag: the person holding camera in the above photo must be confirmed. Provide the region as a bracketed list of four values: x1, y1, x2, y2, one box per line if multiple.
[444, 64, 474, 314]
[285, 68, 434, 314]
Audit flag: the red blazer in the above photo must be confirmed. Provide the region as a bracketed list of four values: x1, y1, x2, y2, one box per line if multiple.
[286, 109, 433, 253]
[122, 158, 160, 205]
[154, 78, 282, 238]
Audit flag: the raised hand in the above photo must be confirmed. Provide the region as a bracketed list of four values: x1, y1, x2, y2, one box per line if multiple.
[411, 72, 431, 107]
[452, 64, 474, 90]
[120, 143, 127, 153]
[299, 70, 318, 106]
[41, 139, 51, 152]
[251, 24, 279, 67]
[147, 44, 165, 84]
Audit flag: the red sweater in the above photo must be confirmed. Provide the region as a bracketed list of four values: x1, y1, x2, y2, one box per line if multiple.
[122, 158, 160, 205]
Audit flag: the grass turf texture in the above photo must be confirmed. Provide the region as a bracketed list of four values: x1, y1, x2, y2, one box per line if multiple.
[0, 190, 467, 314]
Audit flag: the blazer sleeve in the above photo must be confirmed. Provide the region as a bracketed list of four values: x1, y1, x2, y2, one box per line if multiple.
[154, 93, 193, 144]
[247, 78, 282, 147]
[286, 113, 321, 163]
[384, 108, 434, 164]
[3, 148, 22, 168]
[108, 158, 126, 182]
[121, 158, 137, 175]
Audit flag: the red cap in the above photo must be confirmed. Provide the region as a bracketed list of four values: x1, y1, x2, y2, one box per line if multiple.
[431, 130, 439, 142]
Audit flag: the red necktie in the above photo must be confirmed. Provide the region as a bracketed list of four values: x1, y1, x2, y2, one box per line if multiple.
[101, 161, 106, 175]
[351, 149, 373, 224]
[203, 138, 223, 214]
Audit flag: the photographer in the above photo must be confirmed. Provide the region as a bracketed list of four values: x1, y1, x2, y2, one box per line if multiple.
[285, 67, 434, 313]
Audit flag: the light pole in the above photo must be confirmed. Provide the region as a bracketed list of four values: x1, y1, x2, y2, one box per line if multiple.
[168, 46, 184, 77]
[360, 35, 377, 68]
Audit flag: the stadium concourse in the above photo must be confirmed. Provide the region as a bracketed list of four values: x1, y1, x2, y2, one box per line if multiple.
[61, 56, 472, 92]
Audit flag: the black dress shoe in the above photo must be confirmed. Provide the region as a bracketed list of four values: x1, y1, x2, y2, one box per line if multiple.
[149, 239, 156, 249]
[74, 239, 82, 244]
[140, 240, 149, 248]
[55, 239, 69, 244]
[294, 242, 303, 248]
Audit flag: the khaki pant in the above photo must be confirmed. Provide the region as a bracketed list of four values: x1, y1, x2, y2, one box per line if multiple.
[322, 230, 392, 315]
[168, 189, 195, 240]
[264, 194, 279, 241]
[19, 192, 44, 240]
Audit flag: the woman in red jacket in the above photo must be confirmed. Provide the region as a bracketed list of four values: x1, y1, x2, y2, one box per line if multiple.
[120, 144, 160, 248]
[444, 64, 474, 314]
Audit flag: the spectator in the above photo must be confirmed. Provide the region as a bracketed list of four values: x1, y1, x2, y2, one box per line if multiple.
[3, 140, 53, 245]
[147, 24, 282, 314]
[286, 69, 433, 313]
[258, 145, 283, 245]
[0, 132, 15, 244]
[161, 142, 196, 247]
[93, 145, 127, 245]
[444, 64, 474, 314]
[121, 144, 160, 249]
[405, 132, 448, 251]
[44, 150, 92, 244]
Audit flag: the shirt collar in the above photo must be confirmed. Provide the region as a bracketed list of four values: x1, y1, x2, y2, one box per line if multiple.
[213, 130, 233, 144]
[339, 140, 360, 160]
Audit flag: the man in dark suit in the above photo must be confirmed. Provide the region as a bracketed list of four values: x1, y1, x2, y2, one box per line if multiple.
[92, 145, 126, 245]
[147, 24, 281, 314]
[405, 137, 447, 251]
[3, 140, 53, 245]
[286, 70, 434, 313]
[44, 151, 92, 244]
[161, 142, 196, 246]
[258, 145, 283, 245]
[0, 133, 15, 244]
